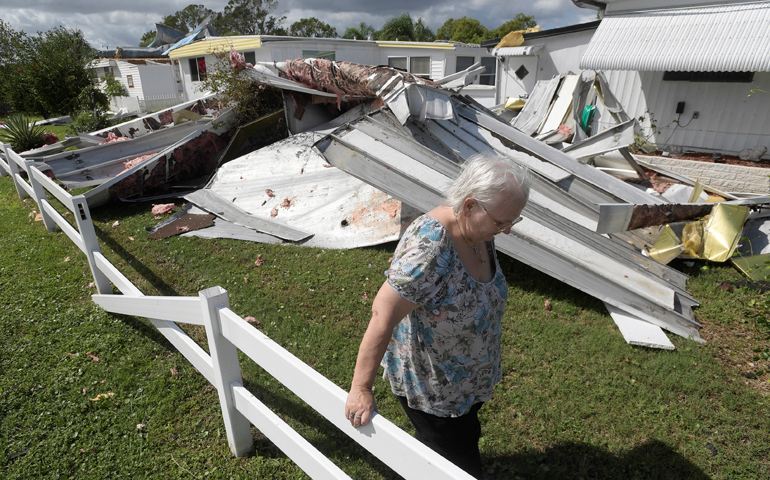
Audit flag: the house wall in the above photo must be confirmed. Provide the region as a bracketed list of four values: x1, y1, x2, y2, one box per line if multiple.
[533, 29, 596, 81]
[598, 70, 770, 156]
[136, 64, 178, 97]
[176, 40, 499, 106]
[267, 41, 377, 64]
[496, 28, 595, 105]
[496, 55, 539, 103]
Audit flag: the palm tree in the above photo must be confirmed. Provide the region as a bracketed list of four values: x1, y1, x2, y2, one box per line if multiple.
[342, 22, 376, 40]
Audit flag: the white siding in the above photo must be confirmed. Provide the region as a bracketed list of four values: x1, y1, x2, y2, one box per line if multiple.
[181, 54, 217, 101]
[496, 28, 594, 104]
[598, 70, 770, 155]
[136, 64, 178, 97]
[430, 59, 444, 79]
[268, 42, 377, 64]
[497, 56, 540, 104]
[119, 64, 142, 98]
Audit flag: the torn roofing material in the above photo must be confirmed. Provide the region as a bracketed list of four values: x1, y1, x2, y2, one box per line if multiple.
[314, 101, 703, 341]
[276, 59, 443, 108]
[41, 121, 208, 189]
[83, 109, 234, 208]
[183, 131, 421, 249]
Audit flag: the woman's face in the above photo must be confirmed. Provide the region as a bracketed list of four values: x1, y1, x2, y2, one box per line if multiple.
[470, 198, 525, 242]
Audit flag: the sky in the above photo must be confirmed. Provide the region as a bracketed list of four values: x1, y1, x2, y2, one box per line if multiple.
[0, 0, 597, 49]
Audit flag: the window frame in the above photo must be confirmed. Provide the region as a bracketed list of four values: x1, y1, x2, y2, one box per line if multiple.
[301, 50, 336, 61]
[387, 56, 431, 78]
[455, 56, 475, 74]
[126, 75, 134, 88]
[189, 57, 207, 82]
[479, 57, 497, 86]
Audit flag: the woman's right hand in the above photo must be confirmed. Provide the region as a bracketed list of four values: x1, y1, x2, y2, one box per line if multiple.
[345, 385, 377, 428]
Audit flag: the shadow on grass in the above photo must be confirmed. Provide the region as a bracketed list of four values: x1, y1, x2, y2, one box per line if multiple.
[484, 440, 710, 480]
[498, 254, 608, 316]
[238, 373, 402, 479]
[92, 223, 180, 296]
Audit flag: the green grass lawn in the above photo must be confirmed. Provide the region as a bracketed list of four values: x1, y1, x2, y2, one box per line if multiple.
[1, 174, 768, 479]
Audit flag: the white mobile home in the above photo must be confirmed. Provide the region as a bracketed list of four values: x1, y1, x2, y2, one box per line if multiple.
[166, 36, 498, 106]
[91, 59, 182, 113]
[574, 0, 770, 157]
[486, 21, 599, 105]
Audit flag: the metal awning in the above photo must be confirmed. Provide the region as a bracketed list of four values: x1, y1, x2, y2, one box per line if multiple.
[580, 2, 770, 72]
[492, 44, 544, 57]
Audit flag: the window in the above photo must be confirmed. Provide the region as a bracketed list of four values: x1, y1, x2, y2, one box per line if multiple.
[302, 50, 336, 61]
[103, 66, 114, 77]
[410, 57, 430, 76]
[479, 57, 496, 86]
[455, 56, 475, 73]
[127, 75, 134, 88]
[388, 56, 431, 77]
[388, 57, 407, 71]
[663, 71, 753, 83]
[244, 51, 256, 65]
[189, 57, 207, 82]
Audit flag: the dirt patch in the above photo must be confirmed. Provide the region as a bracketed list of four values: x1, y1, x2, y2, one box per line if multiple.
[699, 316, 770, 396]
[637, 151, 770, 169]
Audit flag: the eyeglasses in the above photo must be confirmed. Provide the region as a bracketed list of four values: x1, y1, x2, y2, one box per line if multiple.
[480, 203, 523, 231]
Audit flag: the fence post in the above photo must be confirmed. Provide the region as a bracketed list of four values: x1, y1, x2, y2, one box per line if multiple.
[72, 195, 112, 294]
[24, 161, 58, 232]
[0, 143, 8, 178]
[199, 286, 253, 457]
[1, 144, 29, 199]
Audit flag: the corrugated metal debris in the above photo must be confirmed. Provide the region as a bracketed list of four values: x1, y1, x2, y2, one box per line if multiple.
[34, 57, 768, 349]
[184, 59, 770, 347]
[183, 131, 421, 249]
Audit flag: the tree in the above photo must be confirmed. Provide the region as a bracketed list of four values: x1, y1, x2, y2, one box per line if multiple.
[163, 4, 215, 33]
[0, 20, 28, 112]
[31, 28, 105, 117]
[102, 72, 129, 99]
[379, 12, 434, 42]
[436, 17, 488, 44]
[288, 17, 338, 38]
[342, 22, 376, 40]
[139, 5, 216, 45]
[139, 30, 156, 47]
[0, 24, 100, 118]
[489, 14, 537, 39]
[219, 0, 286, 35]
[413, 18, 435, 42]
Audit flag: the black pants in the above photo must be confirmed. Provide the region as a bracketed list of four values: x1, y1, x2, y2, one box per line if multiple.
[397, 396, 484, 479]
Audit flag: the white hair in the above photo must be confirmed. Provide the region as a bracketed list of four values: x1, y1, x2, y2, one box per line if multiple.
[443, 152, 531, 214]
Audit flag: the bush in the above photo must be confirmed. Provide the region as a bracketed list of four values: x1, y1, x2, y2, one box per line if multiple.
[199, 49, 284, 128]
[0, 113, 45, 152]
[69, 111, 111, 134]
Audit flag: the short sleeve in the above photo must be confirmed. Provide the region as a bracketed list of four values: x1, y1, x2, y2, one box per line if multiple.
[386, 217, 455, 309]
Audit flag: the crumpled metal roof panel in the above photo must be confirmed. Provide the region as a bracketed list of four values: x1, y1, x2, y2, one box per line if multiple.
[580, 3, 770, 72]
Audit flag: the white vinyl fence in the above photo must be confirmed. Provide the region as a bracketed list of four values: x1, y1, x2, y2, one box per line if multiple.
[0, 143, 474, 480]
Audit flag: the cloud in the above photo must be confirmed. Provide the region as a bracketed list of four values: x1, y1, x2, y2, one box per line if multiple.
[0, 0, 592, 48]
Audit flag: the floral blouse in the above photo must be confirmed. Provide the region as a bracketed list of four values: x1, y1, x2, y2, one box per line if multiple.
[383, 214, 508, 417]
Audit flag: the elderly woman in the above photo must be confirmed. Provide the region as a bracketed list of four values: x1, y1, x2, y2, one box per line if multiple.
[345, 152, 531, 479]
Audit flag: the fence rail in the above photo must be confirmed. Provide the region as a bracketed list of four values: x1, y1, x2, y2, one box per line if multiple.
[0, 142, 475, 480]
